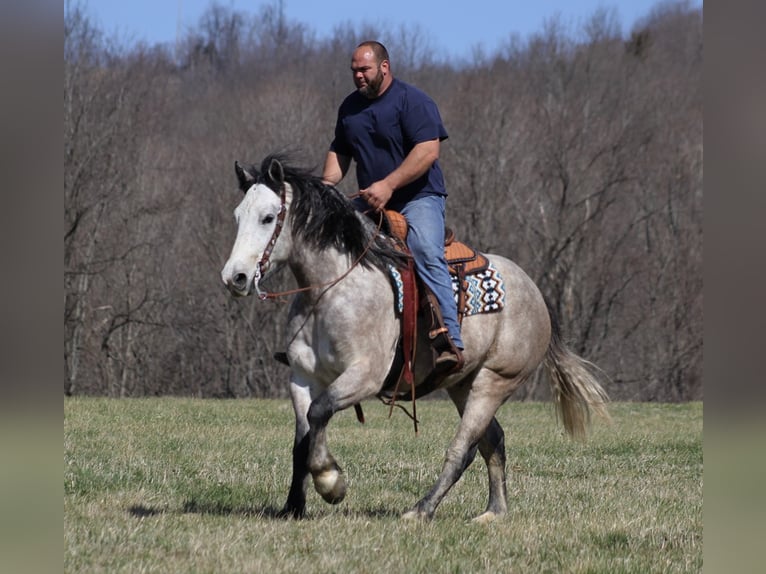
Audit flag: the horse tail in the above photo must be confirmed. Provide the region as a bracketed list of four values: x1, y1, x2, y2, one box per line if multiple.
[542, 298, 611, 440]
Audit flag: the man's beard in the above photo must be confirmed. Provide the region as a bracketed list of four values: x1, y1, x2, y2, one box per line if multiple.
[359, 68, 384, 98]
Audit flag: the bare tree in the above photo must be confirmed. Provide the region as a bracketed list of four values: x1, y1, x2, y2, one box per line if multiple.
[64, 1, 702, 401]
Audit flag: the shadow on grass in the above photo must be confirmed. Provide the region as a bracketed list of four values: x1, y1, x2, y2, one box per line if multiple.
[128, 505, 165, 517]
[181, 499, 286, 518]
[127, 501, 286, 518]
[127, 502, 402, 520]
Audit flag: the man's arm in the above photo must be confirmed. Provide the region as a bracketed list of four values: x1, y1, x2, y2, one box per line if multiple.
[322, 151, 351, 186]
[361, 138, 440, 211]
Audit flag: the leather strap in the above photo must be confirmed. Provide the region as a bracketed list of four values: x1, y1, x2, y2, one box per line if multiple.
[387, 259, 420, 433]
[454, 263, 467, 326]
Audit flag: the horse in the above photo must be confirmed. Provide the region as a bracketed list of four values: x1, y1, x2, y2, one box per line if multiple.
[221, 154, 609, 522]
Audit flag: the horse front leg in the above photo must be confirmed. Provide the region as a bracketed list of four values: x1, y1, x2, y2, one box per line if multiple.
[305, 362, 386, 506]
[280, 378, 312, 518]
[279, 372, 352, 516]
[306, 392, 346, 504]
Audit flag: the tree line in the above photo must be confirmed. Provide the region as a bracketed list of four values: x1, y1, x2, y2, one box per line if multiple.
[64, 0, 702, 401]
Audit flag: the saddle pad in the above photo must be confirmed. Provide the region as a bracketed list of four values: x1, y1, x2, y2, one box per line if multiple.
[389, 262, 505, 317]
[388, 265, 405, 314]
[451, 262, 505, 316]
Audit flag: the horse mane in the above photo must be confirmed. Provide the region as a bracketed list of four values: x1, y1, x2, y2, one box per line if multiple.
[252, 153, 409, 272]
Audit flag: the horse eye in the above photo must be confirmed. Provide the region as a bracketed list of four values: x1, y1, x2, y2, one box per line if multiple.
[262, 214, 275, 225]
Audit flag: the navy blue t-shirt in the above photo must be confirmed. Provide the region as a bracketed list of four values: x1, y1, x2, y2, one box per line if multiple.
[330, 78, 448, 209]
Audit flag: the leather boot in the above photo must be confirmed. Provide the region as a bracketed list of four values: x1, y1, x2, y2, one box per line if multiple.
[434, 346, 464, 374]
[422, 288, 464, 374]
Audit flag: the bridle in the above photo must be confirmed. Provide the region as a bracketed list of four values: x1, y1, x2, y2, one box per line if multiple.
[252, 185, 382, 301]
[253, 181, 288, 300]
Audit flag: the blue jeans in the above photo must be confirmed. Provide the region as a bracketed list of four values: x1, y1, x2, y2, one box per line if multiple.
[396, 194, 464, 350]
[353, 194, 464, 349]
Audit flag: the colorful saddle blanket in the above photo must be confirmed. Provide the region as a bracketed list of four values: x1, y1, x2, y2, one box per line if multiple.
[451, 264, 505, 316]
[389, 261, 505, 317]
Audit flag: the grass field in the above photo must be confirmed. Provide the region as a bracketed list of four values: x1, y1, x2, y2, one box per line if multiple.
[65, 398, 702, 573]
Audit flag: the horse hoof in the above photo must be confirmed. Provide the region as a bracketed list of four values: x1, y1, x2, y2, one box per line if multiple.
[402, 508, 431, 521]
[313, 468, 346, 504]
[472, 511, 501, 524]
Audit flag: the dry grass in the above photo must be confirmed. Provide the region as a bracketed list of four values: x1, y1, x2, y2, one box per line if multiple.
[65, 398, 702, 573]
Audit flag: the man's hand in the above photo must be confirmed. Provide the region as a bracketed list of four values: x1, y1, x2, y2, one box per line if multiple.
[360, 180, 394, 211]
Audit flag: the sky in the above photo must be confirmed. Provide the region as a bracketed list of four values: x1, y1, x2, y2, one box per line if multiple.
[80, 0, 702, 60]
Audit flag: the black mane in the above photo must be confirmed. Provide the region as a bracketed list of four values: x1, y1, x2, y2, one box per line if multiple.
[252, 154, 409, 272]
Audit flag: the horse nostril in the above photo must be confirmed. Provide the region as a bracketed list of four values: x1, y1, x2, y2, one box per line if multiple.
[232, 273, 248, 290]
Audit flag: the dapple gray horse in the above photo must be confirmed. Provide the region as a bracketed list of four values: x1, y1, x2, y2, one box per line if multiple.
[221, 154, 609, 521]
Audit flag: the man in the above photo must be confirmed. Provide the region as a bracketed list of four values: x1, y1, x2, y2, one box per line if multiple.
[322, 40, 464, 372]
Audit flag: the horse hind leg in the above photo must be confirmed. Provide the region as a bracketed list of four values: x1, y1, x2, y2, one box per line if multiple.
[403, 370, 509, 521]
[472, 417, 507, 523]
[447, 380, 508, 523]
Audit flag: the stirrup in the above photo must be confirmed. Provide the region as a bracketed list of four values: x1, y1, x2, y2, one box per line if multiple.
[434, 346, 464, 374]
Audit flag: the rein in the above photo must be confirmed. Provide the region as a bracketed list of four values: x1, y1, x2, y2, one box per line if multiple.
[253, 189, 383, 301]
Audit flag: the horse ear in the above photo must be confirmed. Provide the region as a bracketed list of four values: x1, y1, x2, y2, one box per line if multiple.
[234, 161, 256, 193]
[267, 158, 285, 185]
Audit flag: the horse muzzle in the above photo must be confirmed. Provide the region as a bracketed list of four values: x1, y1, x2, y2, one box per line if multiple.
[223, 277, 251, 298]
[222, 262, 271, 299]
[221, 263, 254, 297]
